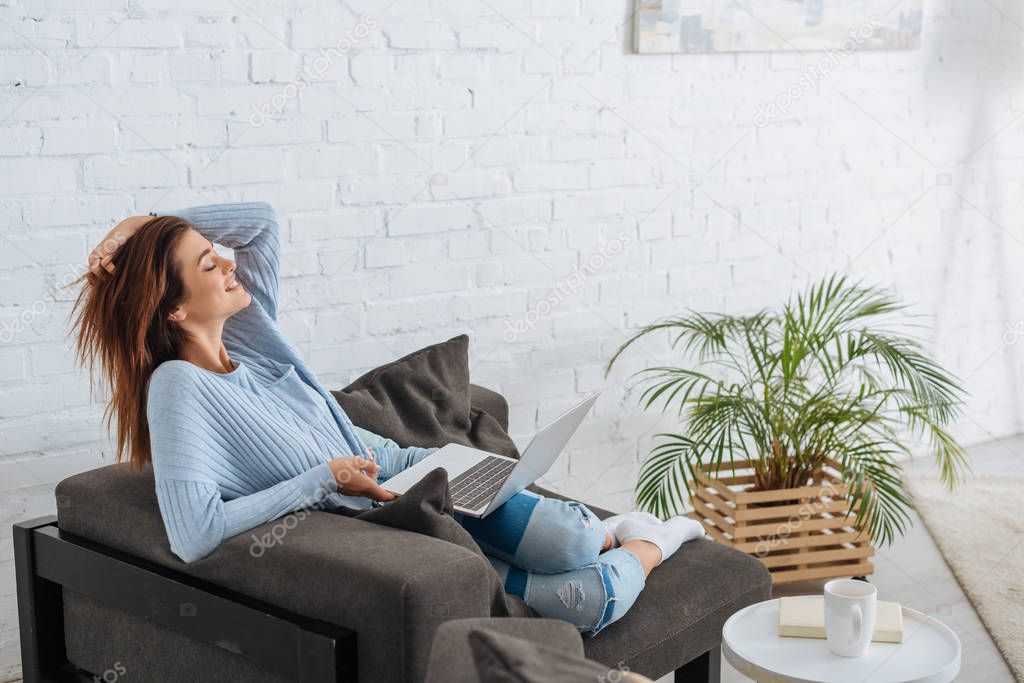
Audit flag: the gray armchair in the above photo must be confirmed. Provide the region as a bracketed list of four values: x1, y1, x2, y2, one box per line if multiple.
[424, 617, 657, 683]
[15, 384, 770, 682]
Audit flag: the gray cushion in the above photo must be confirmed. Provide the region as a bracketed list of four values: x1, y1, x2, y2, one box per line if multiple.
[333, 334, 518, 458]
[425, 618, 584, 683]
[467, 627, 614, 683]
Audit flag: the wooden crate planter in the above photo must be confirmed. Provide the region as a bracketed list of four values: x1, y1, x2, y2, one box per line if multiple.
[686, 459, 875, 584]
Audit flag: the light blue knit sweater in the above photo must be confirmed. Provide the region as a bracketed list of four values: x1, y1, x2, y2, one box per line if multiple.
[146, 202, 438, 563]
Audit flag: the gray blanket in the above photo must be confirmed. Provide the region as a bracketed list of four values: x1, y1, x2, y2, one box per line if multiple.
[329, 466, 537, 619]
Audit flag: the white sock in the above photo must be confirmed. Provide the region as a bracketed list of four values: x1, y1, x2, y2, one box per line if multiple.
[616, 515, 706, 566]
[602, 511, 662, 548]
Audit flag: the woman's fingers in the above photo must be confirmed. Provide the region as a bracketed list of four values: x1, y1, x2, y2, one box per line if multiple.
[88, 215, 148, 274]
[87, 251, 117, 276]
[355, 467, 395, 501]
[370, 483, 397, 501]
[332, 456, 392, 500]
[356, 456, 380, 473]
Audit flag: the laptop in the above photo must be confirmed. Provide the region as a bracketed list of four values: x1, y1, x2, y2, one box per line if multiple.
[379, 392, 600, 517]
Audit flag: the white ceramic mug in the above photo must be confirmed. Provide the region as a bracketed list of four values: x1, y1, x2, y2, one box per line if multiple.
[824, 579, 877, 657]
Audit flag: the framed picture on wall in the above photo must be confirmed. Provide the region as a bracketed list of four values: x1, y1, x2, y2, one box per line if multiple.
[634, 0, 924, 53]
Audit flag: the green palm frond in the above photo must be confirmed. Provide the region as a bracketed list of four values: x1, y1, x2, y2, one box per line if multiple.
[626, 366, 725, 417]
[841, 449, 913, 546]
[635, 433, 699, 519]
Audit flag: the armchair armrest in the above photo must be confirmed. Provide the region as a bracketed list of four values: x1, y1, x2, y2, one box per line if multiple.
[207, 511, 497, 682]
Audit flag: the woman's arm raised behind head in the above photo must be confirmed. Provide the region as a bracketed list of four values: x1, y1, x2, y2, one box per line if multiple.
[156, 202, 282, 320]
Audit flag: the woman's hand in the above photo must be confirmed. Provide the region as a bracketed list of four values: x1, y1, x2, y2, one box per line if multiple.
[327, 455, 397, 501]
[88, 215, 154, 275]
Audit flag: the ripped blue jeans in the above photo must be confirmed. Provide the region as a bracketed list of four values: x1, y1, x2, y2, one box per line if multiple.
[453, 490, 647, 637]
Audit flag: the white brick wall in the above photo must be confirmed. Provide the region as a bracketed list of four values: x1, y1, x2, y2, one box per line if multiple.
[2, 0, 1024, 677]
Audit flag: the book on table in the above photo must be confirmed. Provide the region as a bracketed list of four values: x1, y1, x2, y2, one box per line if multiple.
[777, 596, 904, 643]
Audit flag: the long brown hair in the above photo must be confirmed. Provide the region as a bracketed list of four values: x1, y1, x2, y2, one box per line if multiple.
[69, 216, 193, 469]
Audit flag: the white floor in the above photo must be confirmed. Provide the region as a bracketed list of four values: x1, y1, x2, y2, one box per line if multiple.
[658, 436, 1022, 683]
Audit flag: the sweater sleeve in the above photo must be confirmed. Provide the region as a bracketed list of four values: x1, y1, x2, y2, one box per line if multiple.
[158, 202, 281, 320]
[154, 466, 338, 564]
[148, 364, 339, 564]
[352, 425, 440, 482]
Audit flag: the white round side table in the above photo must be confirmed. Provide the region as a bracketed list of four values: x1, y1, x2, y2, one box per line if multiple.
[721, 599, 961, 683]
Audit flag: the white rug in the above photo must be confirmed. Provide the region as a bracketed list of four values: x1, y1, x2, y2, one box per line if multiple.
[905, 475, 1024, 680]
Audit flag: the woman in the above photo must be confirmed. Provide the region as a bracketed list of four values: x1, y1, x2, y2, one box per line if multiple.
[71, 202, 703, 637]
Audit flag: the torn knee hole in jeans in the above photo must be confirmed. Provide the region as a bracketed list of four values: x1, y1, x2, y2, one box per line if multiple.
[572, 504, 593, 528]
[556, 579, 586, 611]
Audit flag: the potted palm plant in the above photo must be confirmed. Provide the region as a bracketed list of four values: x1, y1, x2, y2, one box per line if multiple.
[604, 274, 970, 583]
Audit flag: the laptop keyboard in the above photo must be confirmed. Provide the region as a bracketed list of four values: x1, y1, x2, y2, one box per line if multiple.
[448, 455, 517, 511]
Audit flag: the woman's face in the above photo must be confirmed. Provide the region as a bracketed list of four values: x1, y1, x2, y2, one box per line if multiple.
[167, 228, 251, 325]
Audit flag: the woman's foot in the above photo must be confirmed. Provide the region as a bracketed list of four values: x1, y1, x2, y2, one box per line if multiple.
[616, 515, 705, 567]
[601, 511, 661, 549]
